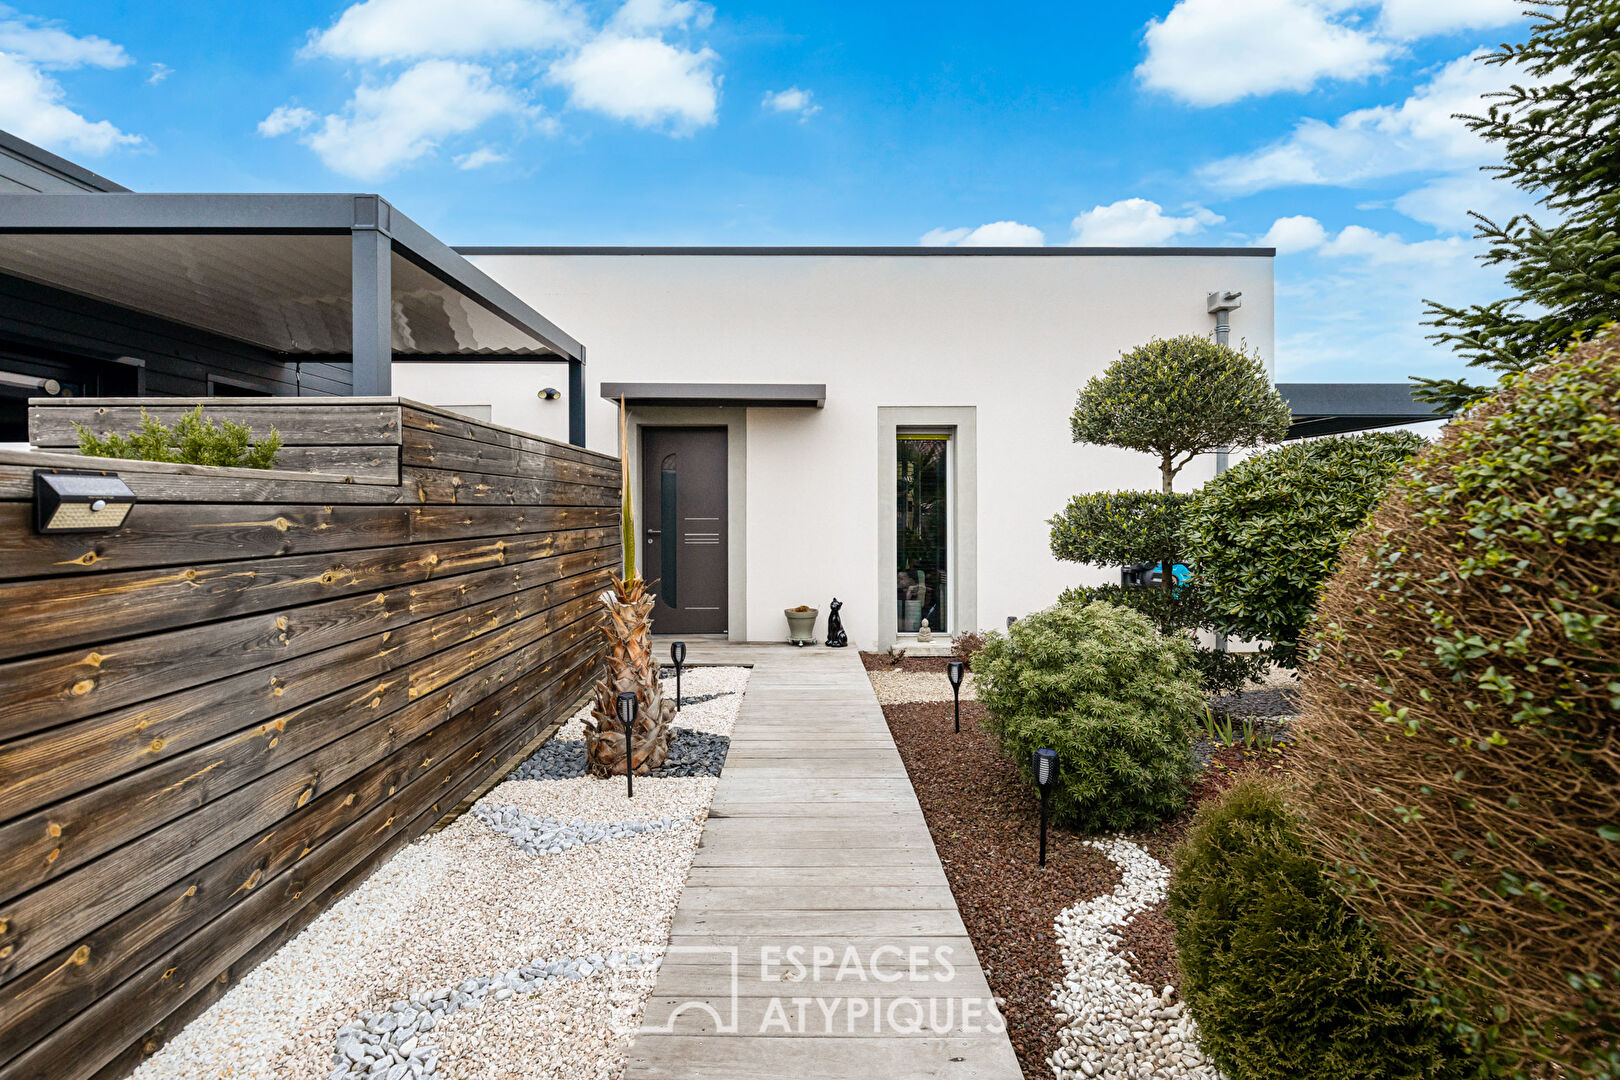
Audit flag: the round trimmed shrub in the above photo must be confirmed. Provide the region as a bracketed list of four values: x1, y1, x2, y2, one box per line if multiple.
[1184, 431, 1426, 664]
[973, 600, 1204, 831]
[1168, 778, 1471, 1080]
[1059, 582, 1270, 695]
[1294, 337, 1620, 1077]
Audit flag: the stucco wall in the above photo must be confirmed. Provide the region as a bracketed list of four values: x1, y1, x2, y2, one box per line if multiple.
[394, 251, 1275, 650]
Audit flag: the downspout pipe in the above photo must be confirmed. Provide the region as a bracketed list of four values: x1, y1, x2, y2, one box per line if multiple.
[1206, 290, 1243, 654]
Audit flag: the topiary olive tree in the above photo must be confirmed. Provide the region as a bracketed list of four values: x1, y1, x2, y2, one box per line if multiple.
[973, 599, 1205, 831]
[1294, 334, 1620, 1078]
[1168, 778, 1472, 1080]
[1070, 335, 1292, 498]
[1183, 431, 1426, 666]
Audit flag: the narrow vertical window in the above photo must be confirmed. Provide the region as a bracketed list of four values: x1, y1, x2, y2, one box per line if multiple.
[897, 432, 949, 634]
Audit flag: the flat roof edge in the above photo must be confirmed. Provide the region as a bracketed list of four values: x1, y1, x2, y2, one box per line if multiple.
[457, 245, 1277, 258]
[0, 130, 129, 193]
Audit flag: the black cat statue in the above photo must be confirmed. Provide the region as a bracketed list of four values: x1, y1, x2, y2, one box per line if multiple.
[825, 597, 849, 647]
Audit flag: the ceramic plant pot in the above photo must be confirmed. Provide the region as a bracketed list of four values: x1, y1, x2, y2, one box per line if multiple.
[784, 607, 819, 646]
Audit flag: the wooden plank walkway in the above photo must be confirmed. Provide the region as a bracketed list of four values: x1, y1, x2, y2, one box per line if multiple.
[628, 643, 1023, 1080]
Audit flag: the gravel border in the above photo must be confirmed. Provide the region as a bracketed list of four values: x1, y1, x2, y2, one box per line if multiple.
[1048, 838, 1219, 1079]
[130, 667, 751, 1080]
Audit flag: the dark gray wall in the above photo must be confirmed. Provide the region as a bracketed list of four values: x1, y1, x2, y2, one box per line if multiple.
[0, 272, 351, 439]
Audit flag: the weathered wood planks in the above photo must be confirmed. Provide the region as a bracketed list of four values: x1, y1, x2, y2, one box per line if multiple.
[0, 397, 621, 1080]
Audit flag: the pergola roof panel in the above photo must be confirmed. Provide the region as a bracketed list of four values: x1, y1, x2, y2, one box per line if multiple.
[0, 193, 582, 361]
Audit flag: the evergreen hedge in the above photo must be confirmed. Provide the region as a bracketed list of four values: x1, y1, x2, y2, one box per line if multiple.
[1168, 778, 1471, 1080]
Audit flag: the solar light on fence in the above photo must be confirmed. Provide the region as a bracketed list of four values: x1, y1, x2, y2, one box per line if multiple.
[616, 691, 638, 798]
[671, 640, 687, 711]
[946, 660, 965, 734]
[33, 469, 136, 534]
[1033, 748, 1058, 868]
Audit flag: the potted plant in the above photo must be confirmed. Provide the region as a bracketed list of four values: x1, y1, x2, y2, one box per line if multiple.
[784, 605, 818, 646]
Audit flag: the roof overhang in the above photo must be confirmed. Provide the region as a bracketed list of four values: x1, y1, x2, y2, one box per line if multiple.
[601, 382, 826, 408]
[0, 193, 583, 362]
[1277, 382, 1450, 439]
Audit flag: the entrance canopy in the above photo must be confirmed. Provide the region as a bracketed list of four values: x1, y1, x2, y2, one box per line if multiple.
[601, 382, 826, 408]
[0, 193, 587, 441]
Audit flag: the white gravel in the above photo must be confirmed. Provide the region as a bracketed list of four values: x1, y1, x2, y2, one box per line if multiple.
[866, 669, 978, 705]
[128, 666, 751, 1080]
[1048, 838, 1222, 1080]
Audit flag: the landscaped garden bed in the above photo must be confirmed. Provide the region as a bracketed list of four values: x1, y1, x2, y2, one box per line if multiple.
[863, 652, 1291, 1080]
[129, 667, 749, 1080]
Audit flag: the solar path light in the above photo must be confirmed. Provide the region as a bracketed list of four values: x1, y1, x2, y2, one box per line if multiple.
[671, 640, 687, 711]
[946, 660, 965, 733]
[1033, 748, 1058, 868]
[616, 691, 638, 798]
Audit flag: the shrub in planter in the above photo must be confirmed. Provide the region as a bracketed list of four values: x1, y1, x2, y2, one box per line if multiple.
[1168, 778, 1471, 1080]
[75, 405, 283, 469]
[973, 599, 1204, 831]
[1183, 431, 1425, 666]
[1294, 335, 1620, 1077]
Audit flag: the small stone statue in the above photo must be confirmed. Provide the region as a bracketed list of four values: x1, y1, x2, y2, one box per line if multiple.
[918, 618, 933, 643]
[825, 597, 848, 647]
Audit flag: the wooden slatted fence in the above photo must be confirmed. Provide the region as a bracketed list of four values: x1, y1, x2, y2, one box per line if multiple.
[0, 397, 621, 1080]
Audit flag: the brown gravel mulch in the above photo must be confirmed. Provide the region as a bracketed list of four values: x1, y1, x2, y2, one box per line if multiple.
[866, 649, 1296, 1079]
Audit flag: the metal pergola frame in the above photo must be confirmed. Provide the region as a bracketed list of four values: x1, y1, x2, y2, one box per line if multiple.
[0, 192, 589, 445]
[1278, 382, 1449, 439]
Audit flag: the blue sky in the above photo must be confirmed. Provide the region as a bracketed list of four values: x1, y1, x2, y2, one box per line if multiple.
[0, 0, 1539, 383]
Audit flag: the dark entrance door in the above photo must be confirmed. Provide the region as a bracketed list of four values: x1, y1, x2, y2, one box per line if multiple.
[641, 427, 727, 634]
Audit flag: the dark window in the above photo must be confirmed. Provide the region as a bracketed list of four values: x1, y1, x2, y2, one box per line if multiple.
[897, 433, 949, 634]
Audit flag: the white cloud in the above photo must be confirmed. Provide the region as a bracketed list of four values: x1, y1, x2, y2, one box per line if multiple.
[1376, 0, 1523, 39]
[1392, 171, 1538, 231]
[762, 86, 819, 120]
[258, 104, 318, 137]
[1201, 52, 1506, 193]
[1261, 214, 1330, 253]
[0, 15, 130, 69]
[456, 145, 508, 169]
[147, 62, 171, 84]
[0, 52, 140, 154]
[610, 0, 713, 32]
[300, 60, 523, 179]
[304, 0, 584, 62]
[920, 221, 1047, 247]
[1069, 198, 1223, 246]
[547, 35, 718, 131]
[1319, 223, 1471, 264]
[1138, 0, 1390, 106]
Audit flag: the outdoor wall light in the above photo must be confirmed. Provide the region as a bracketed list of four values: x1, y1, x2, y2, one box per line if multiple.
[34, 469, 136, 534]
[1033, 748, 1058, 868]
[670, 641, 687, 711]
[538, 387, 561, 401]
[946, 660, 965, 733]
[616, 691, 638, 798]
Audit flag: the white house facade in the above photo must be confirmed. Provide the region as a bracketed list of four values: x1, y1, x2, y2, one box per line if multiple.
[394, 247, 1277, 651]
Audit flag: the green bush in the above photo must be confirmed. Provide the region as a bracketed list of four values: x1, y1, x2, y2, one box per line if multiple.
[973, 599, 1204, 831]
[76, 405, 282, 469]
[1184, 431, 1424, 664]
[1168, 778, 1471, 1080]
[1059, 582, 1269, 695]
[1296, 335, 1620, 1078]
[1048, 490, 1187, 567]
